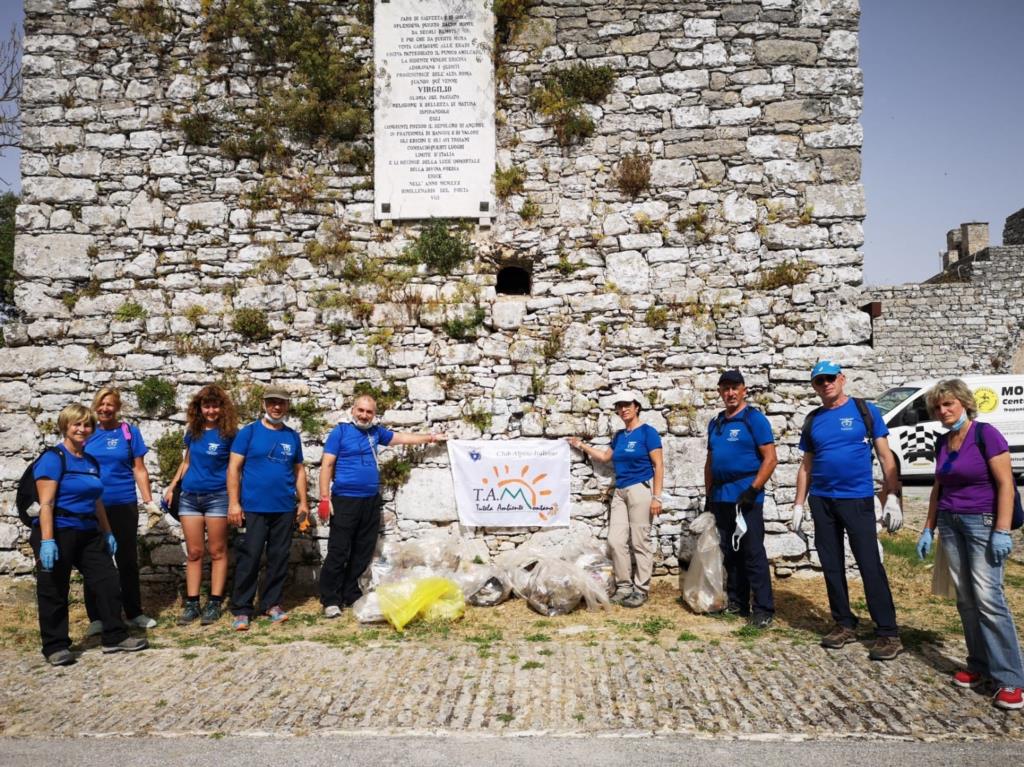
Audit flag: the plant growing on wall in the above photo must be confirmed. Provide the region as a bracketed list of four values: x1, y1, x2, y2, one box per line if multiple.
[753, 259, 814, 291]
[353, 379, 408, 412]
[442, 306, 486, 340]
[529, 63, 615, 146]
[153, 429, 185, 484]
[290, 397, 327, 435]
[402, 220, 475, 274]
[114, 301, 147, 322]
[615, 152, 652, 198]
[494, 166, 526, 200]
[135, 377, 177, 417]
[232, 308, 271, 341]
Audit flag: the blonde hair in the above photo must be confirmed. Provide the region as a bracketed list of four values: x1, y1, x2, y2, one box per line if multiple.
[57, 403, 97, 436]
[926, 378, 978, 420]
[91, 386, 122, 413]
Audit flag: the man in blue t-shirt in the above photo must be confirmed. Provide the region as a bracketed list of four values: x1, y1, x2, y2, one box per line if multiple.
[317, 394, 447, 617]
[227, 385, 309, 630]
[704, 370, 778, 628]
[791, 360, 903, 660]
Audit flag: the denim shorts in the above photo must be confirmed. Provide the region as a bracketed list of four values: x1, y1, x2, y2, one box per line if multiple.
[178, 490, 229, 518]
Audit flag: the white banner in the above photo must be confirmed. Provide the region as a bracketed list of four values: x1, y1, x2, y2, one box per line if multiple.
[447, 439, 571, 527]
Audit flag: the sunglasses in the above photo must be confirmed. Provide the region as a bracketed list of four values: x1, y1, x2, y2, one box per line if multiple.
[939, 449, 959, 475]
[812, 374, 838, 386]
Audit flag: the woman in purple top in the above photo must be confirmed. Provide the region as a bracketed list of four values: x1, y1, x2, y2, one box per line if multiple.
[917, 378, 1024, 710]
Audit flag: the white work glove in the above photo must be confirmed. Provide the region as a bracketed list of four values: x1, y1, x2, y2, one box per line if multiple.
[882, 495, 903, 534]
[789, 503, 806, 532]
[143, 500, 162, 528]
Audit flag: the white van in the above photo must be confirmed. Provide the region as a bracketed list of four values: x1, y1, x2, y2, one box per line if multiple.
[874, 375, 1024, 478]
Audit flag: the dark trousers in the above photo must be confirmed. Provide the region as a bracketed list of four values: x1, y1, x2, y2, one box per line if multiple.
[319, 495, 382, 608]
[230, 511, 295, 618]
[809, 495, 898, 637]
[85, 502, 142, 621]
[31, 526, 128, 657]
[711, 501, 775, 615]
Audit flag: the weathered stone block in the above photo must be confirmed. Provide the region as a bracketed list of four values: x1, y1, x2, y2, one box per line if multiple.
[14, 234, 93, 278]
[395, 467, 458, 522]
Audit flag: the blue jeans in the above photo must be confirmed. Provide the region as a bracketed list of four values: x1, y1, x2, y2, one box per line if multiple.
[938, 510, 1024, 688]
[179, 490, 229, 518]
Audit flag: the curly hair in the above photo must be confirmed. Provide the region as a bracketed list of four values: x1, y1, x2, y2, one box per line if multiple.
[185, 384, 239, 439]
[925, 378, 978, 420]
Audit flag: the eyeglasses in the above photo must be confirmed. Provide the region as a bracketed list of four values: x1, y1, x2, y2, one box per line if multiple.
[614, 402, 637, 410]
[812, 374, 838, 386]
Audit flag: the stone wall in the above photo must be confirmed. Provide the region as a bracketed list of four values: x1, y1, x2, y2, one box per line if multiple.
[867, 242, 1024, 389]
[1005, 209, 1024, 246]
[0, 0, 869, 585]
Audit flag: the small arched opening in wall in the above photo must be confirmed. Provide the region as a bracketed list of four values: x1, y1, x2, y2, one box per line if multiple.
[496, 264, 531, 296]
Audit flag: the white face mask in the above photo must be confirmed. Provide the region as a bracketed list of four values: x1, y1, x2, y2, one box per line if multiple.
[732, 507, 748, 551]
[353, 420, 373, 431]
[264, 414, 286, 425]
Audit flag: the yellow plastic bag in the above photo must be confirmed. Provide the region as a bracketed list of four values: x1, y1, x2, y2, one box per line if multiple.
[376, 577, 465, 631]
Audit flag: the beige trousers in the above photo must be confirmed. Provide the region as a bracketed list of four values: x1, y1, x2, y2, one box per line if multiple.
[608, 483, 654, 594]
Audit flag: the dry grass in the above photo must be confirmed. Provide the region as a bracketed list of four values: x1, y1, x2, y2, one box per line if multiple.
[4, 529, 1020, 656]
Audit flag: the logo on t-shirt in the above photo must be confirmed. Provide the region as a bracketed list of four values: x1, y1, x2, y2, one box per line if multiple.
[626, 441, 637, 451]
[840, 417, 854, 430]
[727, 428, 741, 442]
[105, 437, 119, 449]
[280, 442, 293, 456]
[206, 443, 220, 455]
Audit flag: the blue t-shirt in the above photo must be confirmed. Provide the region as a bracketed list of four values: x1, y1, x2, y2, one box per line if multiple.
[33, 445, 103, 531]
[182, 428, 234, 494]
[323, 423, 395, 498]
[707, 406, 774, 503]
[611, 423, 662, 489]
[231, 421, 304, 513]
[85, 423, 148, 506]
[799, 398, 889, 499]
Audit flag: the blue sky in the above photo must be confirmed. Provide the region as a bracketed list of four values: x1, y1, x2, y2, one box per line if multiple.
[0, 1, 1020, 286]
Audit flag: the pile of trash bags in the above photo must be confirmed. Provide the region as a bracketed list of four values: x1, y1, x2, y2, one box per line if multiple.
[351, 529, 613, 630]
[679, 512, 727, 614]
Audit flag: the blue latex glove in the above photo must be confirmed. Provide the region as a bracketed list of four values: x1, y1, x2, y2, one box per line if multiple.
[990, 530, 1013, 565]
[104, 532, 117, 557]
[39, 539, 58, 571]
[916, 528, 933, 560]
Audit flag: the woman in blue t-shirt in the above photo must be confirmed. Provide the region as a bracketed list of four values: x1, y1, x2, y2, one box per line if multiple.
[163, 385, 238, 626]
[569, 390, 664, 608]
[84, 386, 159, 634]
[32, 403, 148, 665]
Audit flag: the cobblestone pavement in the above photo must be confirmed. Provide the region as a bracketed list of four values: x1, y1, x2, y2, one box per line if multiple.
[2, 635, 1023, 741]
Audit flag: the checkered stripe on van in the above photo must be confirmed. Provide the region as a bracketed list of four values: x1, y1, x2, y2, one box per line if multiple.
[899, 424, 942, 464]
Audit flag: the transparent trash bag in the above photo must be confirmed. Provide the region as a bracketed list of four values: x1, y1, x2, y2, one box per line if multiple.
[453, 563, 512, 607]
[931, 532, 957, 600]
[376, 576, 465, 631]
[495, 547, 546, 600]
[351, 591, 386, 624]
[681, 512, 727, 614]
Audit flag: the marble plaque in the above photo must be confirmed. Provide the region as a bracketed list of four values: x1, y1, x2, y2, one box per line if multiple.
[374, 0, 495, 220]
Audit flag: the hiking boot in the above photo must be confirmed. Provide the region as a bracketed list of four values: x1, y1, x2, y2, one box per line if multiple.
[749, 612, 774, 630]
[621, 590, 648, 609]
[724, 600, 745, 616]
[200, 601, 223, 626]
[85, 620, 103, 638]
[129, 614, 157, 629]
[46, 649, 75, 667]
[610, 585, 633, 605]
[265, 605, 289, 623]
[323, 605, 343, 619]
[993, 687, 1024, 710]
[868, 636, 903, 661]
[102, 637, 148, 654]
[821, 624, 857, 649]
[953, 670, 984, 689]
[178, 600, 201, 625]
[232, 615, 250, 632]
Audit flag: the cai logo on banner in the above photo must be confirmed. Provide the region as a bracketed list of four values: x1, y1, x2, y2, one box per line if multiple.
[448, 439, 571, 527]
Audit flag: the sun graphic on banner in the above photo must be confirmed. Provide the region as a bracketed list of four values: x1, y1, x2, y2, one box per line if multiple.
[480, 464, 557, 521]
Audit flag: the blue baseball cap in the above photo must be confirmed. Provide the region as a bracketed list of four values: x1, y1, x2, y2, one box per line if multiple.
[810, 360, 842, 380]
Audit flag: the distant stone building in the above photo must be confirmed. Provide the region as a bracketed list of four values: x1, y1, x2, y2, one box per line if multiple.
[867, 208, 1024, 390]
[0, 0, 869, 582]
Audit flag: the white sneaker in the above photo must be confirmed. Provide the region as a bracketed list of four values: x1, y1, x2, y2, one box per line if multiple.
[129, 614, 157, 629]
[323, 605, 342, 619]
[85, 620, 103, 637]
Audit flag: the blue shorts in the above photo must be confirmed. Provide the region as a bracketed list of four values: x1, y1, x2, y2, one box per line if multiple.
[178, 490, 229, 518]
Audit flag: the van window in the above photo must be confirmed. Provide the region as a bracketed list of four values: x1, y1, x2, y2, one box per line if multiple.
[902, 395, 932, 426]
[875, 387, 917, 416]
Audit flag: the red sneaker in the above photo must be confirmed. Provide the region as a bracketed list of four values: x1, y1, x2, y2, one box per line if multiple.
[993, 687, 1024, 710]
[952, 670, 983, 689]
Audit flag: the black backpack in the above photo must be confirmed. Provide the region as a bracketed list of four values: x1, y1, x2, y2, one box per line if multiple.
[16, 447, 101, 527]
[934, 422, 1024, 530]
[709, 406, 764, 461]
